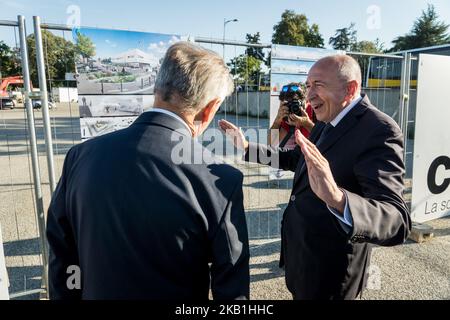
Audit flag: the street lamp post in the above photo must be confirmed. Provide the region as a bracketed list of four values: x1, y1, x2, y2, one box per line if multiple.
[223, 18, 238, 59]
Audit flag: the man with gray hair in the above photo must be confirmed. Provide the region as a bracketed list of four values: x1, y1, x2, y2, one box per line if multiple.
[47, 42, 249, 300]
[220, 54, 411, 299]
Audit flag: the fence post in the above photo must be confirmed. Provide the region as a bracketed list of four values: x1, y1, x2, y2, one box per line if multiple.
[402, 53, 412, 161]
[18, 15, 49, 299]
[33, 16, 57, 193]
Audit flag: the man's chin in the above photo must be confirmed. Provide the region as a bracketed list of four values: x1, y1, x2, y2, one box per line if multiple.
[315, 115, 325, 122]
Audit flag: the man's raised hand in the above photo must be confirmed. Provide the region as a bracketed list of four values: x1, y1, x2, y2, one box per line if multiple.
[218, 119, 249, 151]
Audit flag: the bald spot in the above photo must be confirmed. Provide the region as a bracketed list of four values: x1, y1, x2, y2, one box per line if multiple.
[313, 55, 362, 88]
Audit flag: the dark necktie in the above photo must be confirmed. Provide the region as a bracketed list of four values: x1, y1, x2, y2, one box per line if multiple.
[315, 123, 334, 147]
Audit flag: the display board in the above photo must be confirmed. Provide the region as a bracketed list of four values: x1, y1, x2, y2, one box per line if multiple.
[74, 27, 184, 140]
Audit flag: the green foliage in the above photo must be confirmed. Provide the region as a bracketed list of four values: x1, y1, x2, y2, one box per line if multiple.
[245, 32, 265, 61]
[390, 4, 450, 52]
[272, 10, 324, 48]
[0, 41, 21, 78]
[27, 30, 76, 88]
[353, 39, 384, 54]
[329, 23, 384, 54]
[228, 55, 263, 87]
[329, 23, 358, 51]
[75, 31, 96, 62]
[228, 32, 267, 89]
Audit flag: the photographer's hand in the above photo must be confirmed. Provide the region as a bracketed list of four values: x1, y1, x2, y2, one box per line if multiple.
[274, 102, 290, 126]
[287, 109, 315, 132]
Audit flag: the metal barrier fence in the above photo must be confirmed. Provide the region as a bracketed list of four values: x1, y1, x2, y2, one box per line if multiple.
[1, 16, 47, 299]
[0, 17, 413, 299]
[0, 16, 81, 299]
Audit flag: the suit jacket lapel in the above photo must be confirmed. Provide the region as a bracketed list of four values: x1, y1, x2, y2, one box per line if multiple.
[292, 95, 370, 193]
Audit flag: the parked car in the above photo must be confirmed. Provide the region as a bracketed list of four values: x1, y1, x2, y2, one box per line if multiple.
[32, 98, 55, 110]
[0, 98, 15, 110]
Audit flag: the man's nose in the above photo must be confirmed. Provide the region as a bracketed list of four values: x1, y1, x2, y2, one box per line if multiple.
[307, 89, 315, 101]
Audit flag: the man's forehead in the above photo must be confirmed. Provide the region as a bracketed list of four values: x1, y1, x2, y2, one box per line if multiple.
[307, 63, 337, 82]
[306, 67, 325, 82]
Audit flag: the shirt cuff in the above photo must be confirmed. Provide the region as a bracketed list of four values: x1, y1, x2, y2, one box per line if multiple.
[327, 190, 353, 233]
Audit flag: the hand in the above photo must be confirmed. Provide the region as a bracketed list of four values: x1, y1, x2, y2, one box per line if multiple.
[295, 129, 345, 213]
[218, 119, 249, 151]
[275, 102, 290, 124]
[287, 108, 310, 128]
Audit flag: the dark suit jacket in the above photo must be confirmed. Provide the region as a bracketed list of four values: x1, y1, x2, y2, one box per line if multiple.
[246, 94, 411, 299]
[46, 112, 250, 300]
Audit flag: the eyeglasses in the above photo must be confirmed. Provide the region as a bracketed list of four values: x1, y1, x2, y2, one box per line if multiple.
[282, 85, 300, 92]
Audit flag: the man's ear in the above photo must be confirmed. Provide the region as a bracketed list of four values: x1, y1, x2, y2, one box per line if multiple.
[345, 80, 359, 101]
[199, 98, 223, 123]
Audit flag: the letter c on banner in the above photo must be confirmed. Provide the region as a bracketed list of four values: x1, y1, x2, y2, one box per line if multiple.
[427, 156, 450, 195]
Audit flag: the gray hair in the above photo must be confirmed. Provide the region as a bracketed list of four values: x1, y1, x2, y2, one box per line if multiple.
[155, 41, 234, 112]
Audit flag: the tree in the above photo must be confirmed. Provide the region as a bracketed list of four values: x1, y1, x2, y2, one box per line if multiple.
[390, 4, 450, 52]
[245, 32, 265, 61]
[352, 39, 384, 53]
[329, 23, 357, 51]
[228, 55, 263, 87]
[329, 23, 384, 53]
[228, 33, 266, 90]
[27, 30, 76, 88]
[305, 24, 325, 49]
[272, 10, 324, 47]
[0, 41, 21, 78]
[75, 31, 96, 63]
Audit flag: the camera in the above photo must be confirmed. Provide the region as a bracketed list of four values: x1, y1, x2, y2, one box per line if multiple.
[279, 83, 306, 120]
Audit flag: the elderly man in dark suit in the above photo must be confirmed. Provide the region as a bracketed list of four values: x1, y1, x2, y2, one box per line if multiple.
[46, 42, 249, 300]
[220, 55, 411, 300]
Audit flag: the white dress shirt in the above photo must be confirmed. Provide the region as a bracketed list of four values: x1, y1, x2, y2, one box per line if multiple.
[147, 107, 192, 134]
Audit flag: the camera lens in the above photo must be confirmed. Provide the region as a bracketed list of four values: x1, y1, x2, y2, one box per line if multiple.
[289, 100, 301, 115]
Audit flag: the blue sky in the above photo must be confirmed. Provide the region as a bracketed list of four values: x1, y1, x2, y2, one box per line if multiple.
[74, 27, 181, 59]
[1, 0, 449, 57]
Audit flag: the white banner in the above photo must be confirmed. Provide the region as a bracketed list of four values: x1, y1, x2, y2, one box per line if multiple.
[411, 54, 450, 223]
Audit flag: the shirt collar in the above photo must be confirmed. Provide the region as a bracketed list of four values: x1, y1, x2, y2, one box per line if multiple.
[147, 107, 192, 135]
[330, 95, 363, 127]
